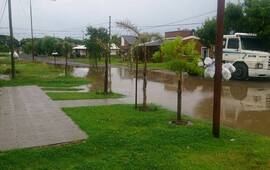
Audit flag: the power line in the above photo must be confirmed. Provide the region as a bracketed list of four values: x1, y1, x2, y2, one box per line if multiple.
[0, 0, 7, 24]
[140, 10, 216, 30]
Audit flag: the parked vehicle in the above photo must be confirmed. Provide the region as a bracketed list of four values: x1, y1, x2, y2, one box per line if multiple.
[223, 33, 270, 80]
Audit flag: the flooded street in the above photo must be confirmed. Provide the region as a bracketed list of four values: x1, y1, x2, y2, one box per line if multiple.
[72, 66, 270, 136]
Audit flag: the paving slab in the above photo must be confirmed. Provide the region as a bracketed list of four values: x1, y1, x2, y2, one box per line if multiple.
[0, 86, 87, 151]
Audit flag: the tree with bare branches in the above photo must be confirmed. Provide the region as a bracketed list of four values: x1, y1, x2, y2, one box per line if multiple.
[116, 20, 162, 110]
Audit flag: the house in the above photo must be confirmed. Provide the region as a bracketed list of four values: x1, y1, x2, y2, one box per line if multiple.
[137, 30, 209, 60]
[120, 35, 137, 55]
[72, 45, 87, 57]
[110, 43, 120, 56]
[138, 39, 164, 60]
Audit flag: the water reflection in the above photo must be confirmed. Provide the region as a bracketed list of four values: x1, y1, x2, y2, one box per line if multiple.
[72, 67, 270, 136]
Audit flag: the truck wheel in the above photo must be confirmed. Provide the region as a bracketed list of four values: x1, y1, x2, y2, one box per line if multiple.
[232, 62, 248, 80]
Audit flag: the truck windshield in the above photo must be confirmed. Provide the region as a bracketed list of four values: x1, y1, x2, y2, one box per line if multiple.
[241, 37, 267, 51]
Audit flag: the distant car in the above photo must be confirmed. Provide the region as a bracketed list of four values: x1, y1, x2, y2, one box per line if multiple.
[52, 52, 59, 56]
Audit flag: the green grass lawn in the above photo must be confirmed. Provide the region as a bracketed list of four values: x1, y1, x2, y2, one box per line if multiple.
[42, 87, 84, 91]
[0, 105, 269, 170]
[0, 61, 89, 87]
[47, 92, 124, 100]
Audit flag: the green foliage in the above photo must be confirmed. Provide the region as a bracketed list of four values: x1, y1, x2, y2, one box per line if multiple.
[0, 105, 269, 169]
[111, 35, 121, 47]
[156, 38, 201, 75]
[21, 36, 76, 56]
[244, 0, 270, 47]
[0, 35, 19, 52]
[196, 19, 217, 47]
[152, 51, 162, 63]
[63, 40, 72, 57]
[46, 91, 124, 100]
[0, 61, 89, 87]
[85, 26, 109, 64]
[197, 1, 270, 48]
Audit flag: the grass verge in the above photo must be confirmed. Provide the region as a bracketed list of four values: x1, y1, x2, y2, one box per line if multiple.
[0, 105, 269, 169]
[42, 87, 84, 91]
[0, 61, 89, 87]
[46, 92, 124, 100]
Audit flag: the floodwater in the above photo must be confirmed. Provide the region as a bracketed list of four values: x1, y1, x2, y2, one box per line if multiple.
[72, 66, 270, 137]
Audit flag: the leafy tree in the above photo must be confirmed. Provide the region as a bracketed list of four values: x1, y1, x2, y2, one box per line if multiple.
[197, 1, 270, 48]
[85, 26, 109, 66]
[196, 19, 216, 47]
[159, 38, 201, 124]
[0, 35, 19, 52]
[63, 40, 72, 76]
[65, 37, 83, 46]
[21, 37, 63, 56]
[244, 0, 270, 47]
[111, 35, 121, 47]
[85, 26, 110, 93]
[224, 3, 246, 33]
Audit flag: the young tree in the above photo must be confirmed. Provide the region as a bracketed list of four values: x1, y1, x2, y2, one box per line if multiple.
[158, 38, 201, 124]
[116, 20, 161, 110]
[85, 26, 109, 67]
[63, 40, 72, 76]
[85, 26, 110, 93]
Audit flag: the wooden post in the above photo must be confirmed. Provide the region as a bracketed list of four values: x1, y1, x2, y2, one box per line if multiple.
[30, 0, 35, 61]
[142, 44, 147, 110]
[177, 72, 182, 121]
[135, 54, 139, 109]
[213, 0, 225, 138]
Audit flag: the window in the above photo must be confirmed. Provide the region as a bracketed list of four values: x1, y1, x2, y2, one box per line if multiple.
[223, 39, 226, 48]
[227, 38, 239, 49]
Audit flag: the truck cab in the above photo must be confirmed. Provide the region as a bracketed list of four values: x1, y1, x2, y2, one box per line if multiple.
[223, 33, 270, 80]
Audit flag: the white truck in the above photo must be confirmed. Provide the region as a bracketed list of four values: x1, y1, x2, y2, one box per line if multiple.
[223, 33, 270, 80]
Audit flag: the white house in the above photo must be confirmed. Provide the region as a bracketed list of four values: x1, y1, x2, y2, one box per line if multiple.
[110, 43, 120, 56]
[72, 45, 87, 57]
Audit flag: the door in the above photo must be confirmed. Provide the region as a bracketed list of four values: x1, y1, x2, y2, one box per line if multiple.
[223, 38, 244, 62]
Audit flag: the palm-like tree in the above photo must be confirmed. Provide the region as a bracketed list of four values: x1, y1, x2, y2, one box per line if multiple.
[116, 20, 162, 110]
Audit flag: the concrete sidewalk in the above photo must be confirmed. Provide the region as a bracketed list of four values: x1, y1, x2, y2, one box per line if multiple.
[0, 86, 87, 151]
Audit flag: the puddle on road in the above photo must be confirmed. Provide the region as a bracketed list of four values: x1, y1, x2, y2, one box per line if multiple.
[72, 66, 270, 136]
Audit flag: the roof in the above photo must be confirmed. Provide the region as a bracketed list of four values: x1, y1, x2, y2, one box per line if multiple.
[122, 35, 137, 45]
[110, 43, 120, 50]
[182, 36, 200, 41]
[165, 35, 200, 41]
[72, 45, 87, 50]
[165, 30, 194, 39]
[139, 39, 164, 47]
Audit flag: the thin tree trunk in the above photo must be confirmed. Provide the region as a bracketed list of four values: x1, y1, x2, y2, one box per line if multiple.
[104, 53, 109, 94]
[54, 55, 56, 66]
[65, 54, 68, 76]
[177, 72, 183, 121]
[135, 54, 139, 109]
[142, 45, 147, 110]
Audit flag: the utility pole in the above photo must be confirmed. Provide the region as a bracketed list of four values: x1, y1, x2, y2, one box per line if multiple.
[104, 16, 111, 94]
[108, 16, 112, 92]
[30, 0, 35, 61]
[8, 0, 15, 78]
[213, 0, 225, 138]
[109, 16, 111, 63]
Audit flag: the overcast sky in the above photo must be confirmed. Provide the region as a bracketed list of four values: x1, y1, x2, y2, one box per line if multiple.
[0, 0, 239, 39]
